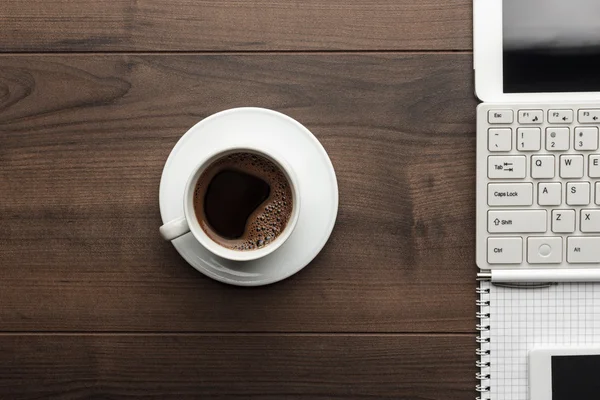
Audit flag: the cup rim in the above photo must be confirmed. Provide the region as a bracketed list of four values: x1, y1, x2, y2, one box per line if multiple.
[182, 146, 301, 262]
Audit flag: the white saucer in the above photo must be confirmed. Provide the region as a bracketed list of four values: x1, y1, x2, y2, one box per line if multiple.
[159, 108, 339, 286]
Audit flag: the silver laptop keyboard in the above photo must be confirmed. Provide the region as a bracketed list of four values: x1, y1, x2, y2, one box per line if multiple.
[477, 104, 600, 269]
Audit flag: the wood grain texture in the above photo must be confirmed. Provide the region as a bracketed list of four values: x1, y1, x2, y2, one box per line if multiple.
[0, 334, 475, 399]
[0, 0, 472, 52]
[0, 54, 477, 333]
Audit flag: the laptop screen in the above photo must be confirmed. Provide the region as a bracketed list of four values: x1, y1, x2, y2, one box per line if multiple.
[551, 355, 600, 399]
[503, 0, 600, 93]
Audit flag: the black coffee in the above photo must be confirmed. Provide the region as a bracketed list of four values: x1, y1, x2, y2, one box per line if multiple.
[193, 152, 293, 251]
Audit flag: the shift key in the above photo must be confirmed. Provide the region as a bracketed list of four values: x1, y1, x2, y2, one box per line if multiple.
[488, 210, 547, 233]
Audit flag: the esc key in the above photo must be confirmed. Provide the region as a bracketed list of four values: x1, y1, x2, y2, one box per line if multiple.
[488, 110, 514, 124]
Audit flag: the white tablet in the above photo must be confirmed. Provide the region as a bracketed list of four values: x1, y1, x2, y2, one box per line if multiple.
[529, 347, 600, 400]
[474, 0, 600, 102]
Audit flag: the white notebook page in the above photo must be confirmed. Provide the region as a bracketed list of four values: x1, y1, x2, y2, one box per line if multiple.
[484, 281, 600, 400]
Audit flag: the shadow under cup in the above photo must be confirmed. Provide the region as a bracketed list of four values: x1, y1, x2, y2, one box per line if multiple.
[185, 148, 301, 262]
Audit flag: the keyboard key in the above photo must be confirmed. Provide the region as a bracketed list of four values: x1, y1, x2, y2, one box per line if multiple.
[549, 109, 574, 124]
[578, 109, 600, 124]
[531, 155, 555, 179]
[488, 183, 533, 206]
[528, 236, 562, 264]
[567, 237, 600, 263]
[581, 210, 600, 233]
[488, 210, 547, 233]
[517, 128, 541, 151]
[488, 237, 523, 264]
[489, 109, 514, 124]
[546, 127, 570, 151]
[488, 156, 527, 179]
[567, 182, 590, 205]
[574, 127, 599, 150]
[539, 182, 562, 206]
[488, 128, 512, 152]
[596, 182, 600, 205]
[589, 155, 600, 178]
[518, 109, 543, 124]
[560, 155, 584, 178]
[552, 209, 575, 233]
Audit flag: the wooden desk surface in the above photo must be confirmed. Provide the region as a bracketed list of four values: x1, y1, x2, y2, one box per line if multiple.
[0, 1, 477, 398]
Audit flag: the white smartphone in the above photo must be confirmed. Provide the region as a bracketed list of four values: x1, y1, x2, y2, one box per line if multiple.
[529, 347, 600, 400]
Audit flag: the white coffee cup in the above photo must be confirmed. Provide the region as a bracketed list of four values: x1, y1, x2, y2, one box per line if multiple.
[159, 146, 301, 262]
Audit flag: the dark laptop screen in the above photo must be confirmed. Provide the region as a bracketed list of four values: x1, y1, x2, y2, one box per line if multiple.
[503, 0, 600, 93]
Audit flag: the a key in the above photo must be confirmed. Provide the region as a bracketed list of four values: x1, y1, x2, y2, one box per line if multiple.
[552, 209, 576, 233]
[488, 210, 547, 233]
[581, 210, 600, 233]
[578, 109, 600, 124]
[549, 109, 574, 124]
[538, 182, 562, 206]
[488, 128, 512, 152]
[589, 155, 600, 178]
[567, 237, 600, 263]
[518, 110, 543, 124]
[489, 109, 514, 124]
[567, 182, 590, 205]
[531, 155, 555, 179]
[546, 127, 570, 151]
[488, 183, 533, 206]
[574, 127, 599, 151]
[560, 155, 584, 178]
[488, 156, 527, 179]
[487, 237, 523, 264]
[527, 236, 562, 264]
[596, 182, 600, 205]
[517, 128, 541, 151]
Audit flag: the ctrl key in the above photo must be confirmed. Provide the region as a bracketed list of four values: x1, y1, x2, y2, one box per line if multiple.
[487, 237, 523, 264]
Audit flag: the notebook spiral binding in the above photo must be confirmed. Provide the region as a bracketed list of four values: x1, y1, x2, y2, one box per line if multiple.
[476, 284, 491, 400]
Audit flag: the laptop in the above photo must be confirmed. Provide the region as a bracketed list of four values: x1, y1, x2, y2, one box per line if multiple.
[474, 0, 600, 275]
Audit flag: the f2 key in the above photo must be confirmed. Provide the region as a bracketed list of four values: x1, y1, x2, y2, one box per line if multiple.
[549, 109, 574, 124]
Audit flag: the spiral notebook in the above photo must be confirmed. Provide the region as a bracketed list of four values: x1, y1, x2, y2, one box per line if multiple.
[476, 281, 600, 400]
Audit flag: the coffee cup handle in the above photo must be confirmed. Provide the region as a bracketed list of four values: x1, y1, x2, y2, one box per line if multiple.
[159, 217, 190, 241]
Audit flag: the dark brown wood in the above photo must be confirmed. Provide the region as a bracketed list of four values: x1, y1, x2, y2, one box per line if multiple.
[0, 0, 472, 52]
[1, 0, 480, 385]
[0, 334, 475, 399]
[0, 54, 477, 333]
[0, 55, 476, 332]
